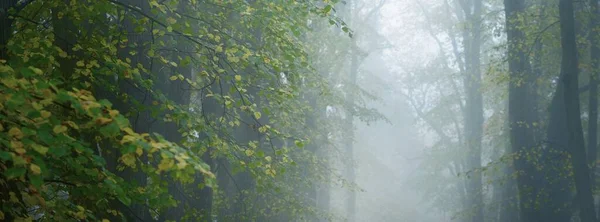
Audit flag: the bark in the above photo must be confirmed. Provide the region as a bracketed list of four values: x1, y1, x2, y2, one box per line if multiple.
[588, 0, 599, 189]
[559, 0, 597, 221]
[0, 0, 17, 59]
[504, 0, 541, 221]
[459, 0, 484, 220]
[343, 45, 358, 222]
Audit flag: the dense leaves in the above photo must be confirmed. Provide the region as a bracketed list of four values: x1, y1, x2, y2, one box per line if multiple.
[0, 0, 370, 221]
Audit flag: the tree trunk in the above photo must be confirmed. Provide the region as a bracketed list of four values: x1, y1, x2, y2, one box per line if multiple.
[460, 0, 484, 220]
[588, 0, 599, 192]
[504, 0, 540, 221]
[344, 45, 358, 222]
[0, 0, 17, 59]
[559, 0, 597, 220]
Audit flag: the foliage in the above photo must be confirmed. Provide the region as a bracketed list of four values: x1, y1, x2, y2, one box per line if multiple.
[0, 0, 373, 221]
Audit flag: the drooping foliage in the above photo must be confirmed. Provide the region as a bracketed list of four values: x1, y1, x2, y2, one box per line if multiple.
[0, 0, 379, 221]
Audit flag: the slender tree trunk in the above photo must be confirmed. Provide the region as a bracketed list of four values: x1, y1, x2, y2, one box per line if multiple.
[588, 0, 600, 192]
[344, 45, 358, 222]
[559, 0, 597, 220]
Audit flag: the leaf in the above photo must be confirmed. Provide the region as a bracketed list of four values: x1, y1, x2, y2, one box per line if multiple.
[95, 117, 113, 125]
[166, 17, 177, 25]
[235, 75, 242, 81]
[40, 110, 51, 118]
[53, 125, 67, 134]
[245, 149, 254, 157]
[294, 140, 304, 148]
[8, 127, 23, 139]
[32, 144, 48, 155]
[169, 75, 178, 81]
[254, 111, 261, 119]
[324, 5, 332, 13]
[158, 158, 174, 172]
[5, 167, 26, 179]
[120, 153, 136, 167]
[30, 164, 41, 175]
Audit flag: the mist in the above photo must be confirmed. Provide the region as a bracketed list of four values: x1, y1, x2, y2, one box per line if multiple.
[2, 0, 599, 221]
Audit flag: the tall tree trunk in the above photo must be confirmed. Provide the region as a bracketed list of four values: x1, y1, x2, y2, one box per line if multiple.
[344, 45, 358, 222]
[559, 0, 597, 220]
[588, 0, 600, 194]
[504, 0, 540, 221]
[460, 0, 484, 220]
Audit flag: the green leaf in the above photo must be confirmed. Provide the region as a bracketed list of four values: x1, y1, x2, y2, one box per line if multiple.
[5, 167, 26, 179]
[324, 5, 332, 13]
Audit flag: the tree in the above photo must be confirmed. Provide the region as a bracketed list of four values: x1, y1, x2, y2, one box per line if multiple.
[559, 0, 597, 220]
[504, 0, 539, 221]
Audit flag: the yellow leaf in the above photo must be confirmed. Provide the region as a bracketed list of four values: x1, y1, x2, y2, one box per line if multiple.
[30, 164, 41, 175]
[65, 121, 79, 130]
[265, 156, 272, 162]
[167, 104, 174, 110]
[265, 168, 276, 177]
[109, 110, 119, 118]
[120, 135, 136, 144]
[32, 144, 48, 155]
[29, 66, 43, 75]
[76, 60, 85, 67]
[136, 147, 143, 156]
[158, 158, 174, 172]
[235, 75, 242, 81]
[11, 140, 24, 150]
[95, 117, 112, 125]
[120, 153, 136, 167]
[8, 127, 23, 139]
[177, 160, 188, 169]
[40, 110, 51, 118]
[58, 50, 68, 58]
[102, 219, 110, 222]
[0, 65, 14, 73]
[122, 127, 135, 135]
[53, 125, 67, 134]
[166, 17, 177, 25]
[169, 76, 178, 81]
[245, 149, 254, 157]
[254, 111, 261, 119]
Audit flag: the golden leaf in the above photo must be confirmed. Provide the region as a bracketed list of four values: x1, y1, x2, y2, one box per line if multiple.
[30, 164, 41, 175]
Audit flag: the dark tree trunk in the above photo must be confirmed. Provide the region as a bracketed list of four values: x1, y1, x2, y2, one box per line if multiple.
[0, 0, 17, 59]
[504, 0, 541, 221]
[559, 0, 597, 220]
[588, 0, 600, 193]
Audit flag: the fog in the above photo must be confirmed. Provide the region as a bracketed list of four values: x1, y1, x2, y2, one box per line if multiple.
[324, 0, 455, 221]
[4, 0, 597, 221]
